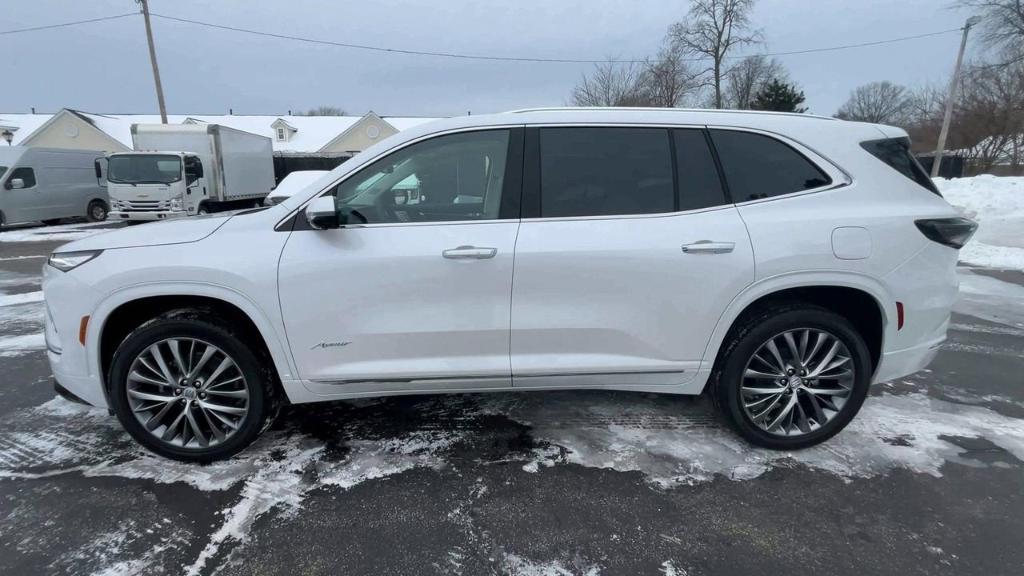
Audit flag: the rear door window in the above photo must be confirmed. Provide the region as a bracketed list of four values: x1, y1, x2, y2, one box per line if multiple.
[539, 127, 674, 217]
[860, 137, 940, 195]
[673, 129, 727, 210]
[710, 130, 831, 201]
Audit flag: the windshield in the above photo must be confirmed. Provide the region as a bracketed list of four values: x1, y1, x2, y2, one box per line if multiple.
[107, 154, 182, 184]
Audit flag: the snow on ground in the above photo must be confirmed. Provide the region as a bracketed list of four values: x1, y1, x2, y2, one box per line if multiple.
[936, 175, 1024, 270]
[0, 221, 115, 243]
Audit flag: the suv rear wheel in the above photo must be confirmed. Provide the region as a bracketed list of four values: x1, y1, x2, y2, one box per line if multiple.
[712, 305, 871, 450]
[108, 309, 275, 462]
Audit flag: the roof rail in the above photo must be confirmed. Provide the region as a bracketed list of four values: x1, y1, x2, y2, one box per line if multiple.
[504, 106, 837, 121]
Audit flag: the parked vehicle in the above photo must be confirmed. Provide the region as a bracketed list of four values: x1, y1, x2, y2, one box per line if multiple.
[0, 147, 109, 227]
[106, 124, 274, 222]
[264, 170, 330, 206]
[43, 108, 976, 461]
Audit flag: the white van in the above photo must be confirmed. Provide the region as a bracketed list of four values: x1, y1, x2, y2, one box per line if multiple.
[0, 147, 110, 227]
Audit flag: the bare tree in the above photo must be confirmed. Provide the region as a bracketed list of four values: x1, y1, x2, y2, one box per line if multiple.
[724, 55, 784, 109]
[299, 105, 347, 116]
[669, 0, 761, 109]
[956, 60, 1024, 171]
[570, 60, 652, 107]
[835, 81, 914, 124]
[643, 46, 702, 107]
[958, 1, 1024, 62]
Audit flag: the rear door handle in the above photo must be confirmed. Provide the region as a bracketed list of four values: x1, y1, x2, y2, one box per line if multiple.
[442, 245, 497, 259]
[681, 240, 735, 254]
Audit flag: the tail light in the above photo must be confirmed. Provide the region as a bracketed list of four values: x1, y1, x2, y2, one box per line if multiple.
[914, 217, 978, 249]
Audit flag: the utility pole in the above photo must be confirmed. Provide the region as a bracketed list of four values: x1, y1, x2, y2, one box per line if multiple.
[138, 0, 168, 124]
[931, 16, 981, 178]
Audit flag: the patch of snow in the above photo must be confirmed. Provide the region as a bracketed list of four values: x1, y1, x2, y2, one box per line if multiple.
[0, 300, 43, 325]
[660, 560, 687, 576]
[0, 290, 43, 306]
[936, 175, 1024, 270]
[501, 553, 602, 576]
[0, 332, 45, 356]
[485, 391, 1024, 488]
[0, 221, 115, 243]
[955, 268, 1024, 328]
[318, 430, 462, 490]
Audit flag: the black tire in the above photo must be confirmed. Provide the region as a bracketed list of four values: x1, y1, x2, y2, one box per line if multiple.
[108, 309, 275, 462]
[41, 218, 63, 226]
[86, 200, 108, 222]
[711, 304, 871, 450]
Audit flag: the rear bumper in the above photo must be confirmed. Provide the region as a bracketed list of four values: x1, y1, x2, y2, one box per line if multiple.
[874, 332, 945, 383]
[110, 210, 188, 221]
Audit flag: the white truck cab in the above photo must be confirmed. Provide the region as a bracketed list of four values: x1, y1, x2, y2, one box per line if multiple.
[106, 124, 274, 222]
[106, 151, 205, 221]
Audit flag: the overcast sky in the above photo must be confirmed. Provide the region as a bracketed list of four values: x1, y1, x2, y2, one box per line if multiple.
[2, 0, 979, 118]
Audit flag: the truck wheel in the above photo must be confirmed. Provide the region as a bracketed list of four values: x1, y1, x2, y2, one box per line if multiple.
[108, 309, 276, 462]
[197, 204, 209, 215]
[87, 200, 109, 222]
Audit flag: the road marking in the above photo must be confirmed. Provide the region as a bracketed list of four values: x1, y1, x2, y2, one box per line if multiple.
[0, 255, 47, 261]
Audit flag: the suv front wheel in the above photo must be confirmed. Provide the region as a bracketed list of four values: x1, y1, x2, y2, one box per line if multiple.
[108, 310, 275, 462]
[712, 305, 871, 450]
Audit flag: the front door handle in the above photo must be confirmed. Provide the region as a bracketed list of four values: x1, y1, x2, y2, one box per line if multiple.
[681, 240, 735, 254]
[442, 245, 497, 259]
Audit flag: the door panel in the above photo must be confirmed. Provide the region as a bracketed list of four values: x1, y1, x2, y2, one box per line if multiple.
[279, 223, 519, 391]
[510, 207, 754, 385]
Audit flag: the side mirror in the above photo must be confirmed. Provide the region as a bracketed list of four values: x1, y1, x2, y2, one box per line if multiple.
[304, 196, 338, 230]
[94, 159, 103, 179]
[9, 178, 24, 190]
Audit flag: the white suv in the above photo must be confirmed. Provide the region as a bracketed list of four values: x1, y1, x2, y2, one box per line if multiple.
[42, 108, 976, 461]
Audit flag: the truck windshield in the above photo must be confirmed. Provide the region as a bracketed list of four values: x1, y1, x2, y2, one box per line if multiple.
[108, 154, 182, 184]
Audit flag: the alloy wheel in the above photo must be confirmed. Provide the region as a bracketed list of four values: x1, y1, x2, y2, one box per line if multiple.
[125, 337, 250, 448]
[740, 328, 855, 437]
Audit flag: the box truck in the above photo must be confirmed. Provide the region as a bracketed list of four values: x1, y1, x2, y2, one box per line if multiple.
[105, 124, 274, 222]
[0, 147, 109, 227]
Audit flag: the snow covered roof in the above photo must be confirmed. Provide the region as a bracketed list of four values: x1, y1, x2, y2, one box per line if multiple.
[0, 110, 442, 153]
[0, 114, 53, 146]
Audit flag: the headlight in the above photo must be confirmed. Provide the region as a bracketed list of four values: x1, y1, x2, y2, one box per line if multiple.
[170, 198, 182, 211]
[47, 250, 103, 272]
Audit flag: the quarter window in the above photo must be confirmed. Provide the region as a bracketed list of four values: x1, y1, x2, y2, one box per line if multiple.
[673, 129, 727, 211]
[333, 129, 511, 224]
[539, 127, 674, 217]
[6, 167, 36, 189]
[860, 137, 940, 196]
[710, 130, 831, 201]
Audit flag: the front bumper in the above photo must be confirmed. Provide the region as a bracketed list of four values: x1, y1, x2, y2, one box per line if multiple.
[43, 264, 108, 408]
[110, 210, 188, 222]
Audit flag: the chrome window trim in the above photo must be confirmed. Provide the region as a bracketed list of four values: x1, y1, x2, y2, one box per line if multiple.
[276, 122, 854, 229]
[275, 124, 523, 230]
[703, 124, 853, 206]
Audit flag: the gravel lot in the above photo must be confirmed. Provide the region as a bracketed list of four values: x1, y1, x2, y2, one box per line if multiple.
[1, 222, 1023, 575]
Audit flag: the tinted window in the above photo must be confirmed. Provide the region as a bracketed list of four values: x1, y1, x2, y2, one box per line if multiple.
[539, 127, 673, 217]
[334, 129, 510, 224]
[861, 138, 940, 196]
[673, 129, 727, 210]
[710, 130, 831, 201]
[7, 167, 36, 189]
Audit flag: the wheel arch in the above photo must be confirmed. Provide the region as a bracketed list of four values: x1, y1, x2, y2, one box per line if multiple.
[703, 272, 891, 379]
[93, 284, 295, 404]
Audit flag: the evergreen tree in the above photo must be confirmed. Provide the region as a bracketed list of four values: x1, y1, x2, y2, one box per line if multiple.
[750, 79, 808, 113]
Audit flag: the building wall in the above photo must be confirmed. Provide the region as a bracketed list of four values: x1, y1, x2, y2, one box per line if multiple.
[22, 114, 128, 152]
[319, 116, 398, 154]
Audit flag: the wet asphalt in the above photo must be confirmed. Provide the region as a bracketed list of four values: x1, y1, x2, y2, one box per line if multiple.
[0, 225, 1022, 576]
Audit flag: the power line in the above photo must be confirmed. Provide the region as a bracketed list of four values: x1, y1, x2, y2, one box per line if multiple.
[0, 13, 137, 36]
[149, 13, 965, 64]
[0, 11, 965, 65]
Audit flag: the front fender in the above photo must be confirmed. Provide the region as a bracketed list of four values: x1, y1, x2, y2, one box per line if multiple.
[88, 281, 297, 398]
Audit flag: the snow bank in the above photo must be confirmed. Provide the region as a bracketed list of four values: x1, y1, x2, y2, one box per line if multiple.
[935, 175, 1024, 270]
[0, 221, 115, 243]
